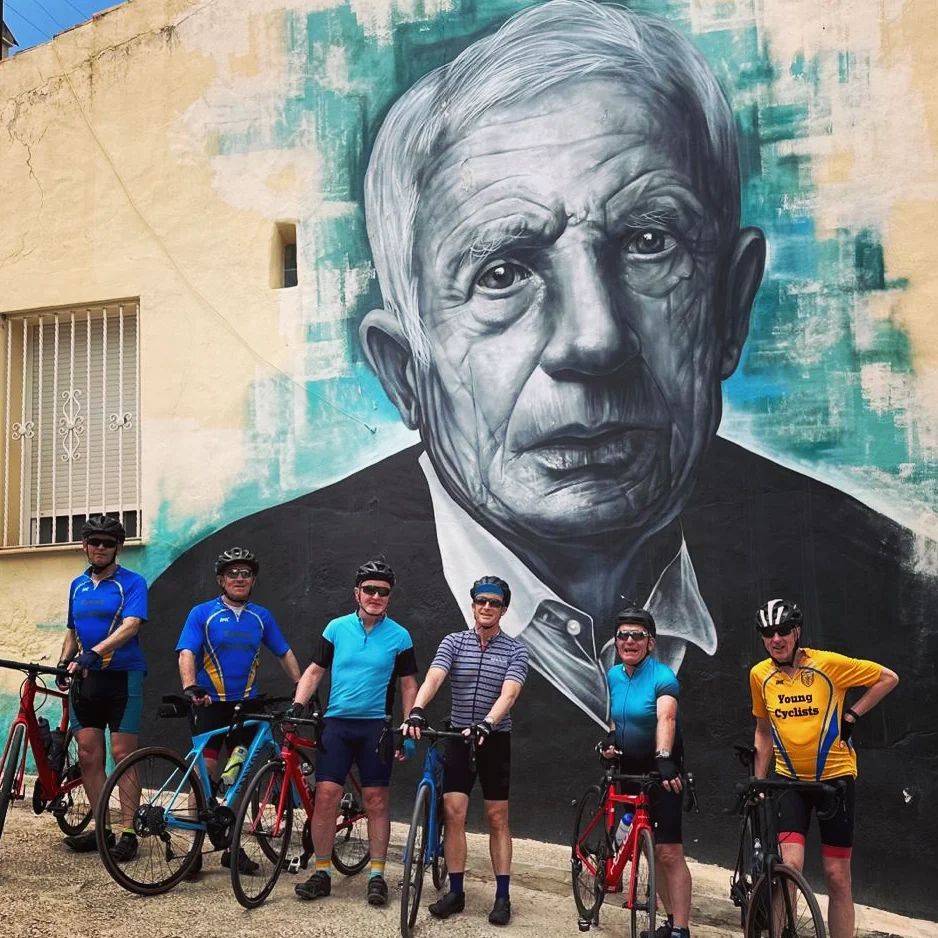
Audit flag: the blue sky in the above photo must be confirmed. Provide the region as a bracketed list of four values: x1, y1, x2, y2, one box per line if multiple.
[3, 0, 125, 53]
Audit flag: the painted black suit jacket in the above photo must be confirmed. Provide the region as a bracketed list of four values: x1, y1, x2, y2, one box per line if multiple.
[144, 437, 936, 915]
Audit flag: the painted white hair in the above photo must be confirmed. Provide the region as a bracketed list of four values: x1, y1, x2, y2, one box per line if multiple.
[364, 0, 741, 364]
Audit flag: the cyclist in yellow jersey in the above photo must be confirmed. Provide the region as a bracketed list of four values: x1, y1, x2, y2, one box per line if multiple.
[749, 599, 898, 938]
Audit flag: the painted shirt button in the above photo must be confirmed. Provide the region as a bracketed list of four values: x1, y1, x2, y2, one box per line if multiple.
[566, 619, 582, 637]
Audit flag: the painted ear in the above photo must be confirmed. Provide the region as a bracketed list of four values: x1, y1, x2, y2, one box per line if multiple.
[720, 227, 766, 378]
[359, 308, 420, 430]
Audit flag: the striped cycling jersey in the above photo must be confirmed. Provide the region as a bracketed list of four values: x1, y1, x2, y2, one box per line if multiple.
[430, 630, 528, 731]
[750, 647, 883, 780]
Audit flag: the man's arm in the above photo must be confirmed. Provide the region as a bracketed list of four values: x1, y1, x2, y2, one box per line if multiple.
[178, 649, 212, 706]
[399, 673, 418, 718]
[278, 649, 303, 685]
[654, 694, 682, 793]
[412, 666, 448, 711]
[69, 616, 143, 674]
[753, 717, 774, 779]
[293, 661, 327, 706]
[59, 630, 79, 664]
[842, 665, 899, 738]
[484, 678, 523, 727]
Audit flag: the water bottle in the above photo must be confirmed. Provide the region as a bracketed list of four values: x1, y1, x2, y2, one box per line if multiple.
[48, 728, 66, 776]
[615, 811, 634, 846]
[218, 745, 248, 794]
[37, 717, 53, 756]
[300, 760, 315, 791]
[752, 836, 764, 872]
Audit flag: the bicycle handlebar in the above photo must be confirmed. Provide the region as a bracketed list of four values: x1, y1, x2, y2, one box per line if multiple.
[0, 657, 69, 678]
[391, 726, 471, 742]
[732, 776, 846, 821]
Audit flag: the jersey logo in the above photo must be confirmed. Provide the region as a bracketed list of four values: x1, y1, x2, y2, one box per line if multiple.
[800, 670, 815, 687]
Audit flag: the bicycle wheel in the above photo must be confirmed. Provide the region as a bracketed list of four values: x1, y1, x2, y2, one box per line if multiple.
[571, 784, 606, 921]
[333, 775, 369, 875]
[54, 729, 92, 836]
[401, 784, 430, 938]
[746, 864, 826, 938]
[431, 800, 447, 890]
[629, 827, 657, 938]
[96, 747, 206, 895]
[730, 815, 756, 927]
[0, 723, 26, 840]
[231, 761, 294, 908]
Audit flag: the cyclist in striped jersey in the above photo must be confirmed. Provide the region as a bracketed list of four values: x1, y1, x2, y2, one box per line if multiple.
[403, 575, 529, 926]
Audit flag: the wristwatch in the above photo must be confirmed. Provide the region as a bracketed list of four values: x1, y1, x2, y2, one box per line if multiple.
[655, 749, 672, 759]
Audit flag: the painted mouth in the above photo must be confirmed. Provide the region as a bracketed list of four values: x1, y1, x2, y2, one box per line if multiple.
[523, 426, 663, 473]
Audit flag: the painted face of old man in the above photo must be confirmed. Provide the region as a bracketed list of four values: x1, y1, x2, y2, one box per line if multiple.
[366, 77, 763, 543]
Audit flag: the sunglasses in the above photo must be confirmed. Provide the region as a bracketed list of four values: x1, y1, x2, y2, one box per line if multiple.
[757, 623, 797, 638]
[616, 629, 649, 642]
[223, 568, 255, 579]
[86, 538, 118, 549]
[474, 597, 504, 608]
[359, 585, 391, 597]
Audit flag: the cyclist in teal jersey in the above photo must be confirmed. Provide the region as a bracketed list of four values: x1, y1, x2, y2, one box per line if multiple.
[56, 515, 148, 859]
[175, 546, 302, 875]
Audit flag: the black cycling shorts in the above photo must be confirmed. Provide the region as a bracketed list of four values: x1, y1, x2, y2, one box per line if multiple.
[192, 699, 267, 757]
[69, 670, 144, 734]
[443, 731, 511, 801]
[774, 773, 856, 855]
[618, 755, 684, 845]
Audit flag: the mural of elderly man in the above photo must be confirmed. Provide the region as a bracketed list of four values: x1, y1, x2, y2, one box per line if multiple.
[148, 0, 932, 906]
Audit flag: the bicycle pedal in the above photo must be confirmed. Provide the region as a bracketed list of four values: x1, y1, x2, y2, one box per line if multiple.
[285, 855, 303, 874]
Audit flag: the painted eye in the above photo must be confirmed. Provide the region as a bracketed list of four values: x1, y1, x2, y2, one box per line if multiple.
[474, 261, 530, 293]
[626, 230, 675, 256]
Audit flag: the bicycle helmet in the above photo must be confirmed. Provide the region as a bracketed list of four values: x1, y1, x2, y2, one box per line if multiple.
[80, 514, 126, 543]
[355, 558, 396, 587]
[470, 576, 512, 609]
[215, 547, 259, 576]
[755, 599, 802, 631]
[615, 605, 656, 637]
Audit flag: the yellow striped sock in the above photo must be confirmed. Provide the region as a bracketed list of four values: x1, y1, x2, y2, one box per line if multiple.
[369, 857, 386, 879]
[315, 855, 333, 876]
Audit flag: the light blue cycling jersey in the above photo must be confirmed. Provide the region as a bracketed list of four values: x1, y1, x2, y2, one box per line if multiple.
[315, 612, 417, 720]
[68, 565, 148, 672]
[607, 656, 680, 761]
[175, 598, 291, 701]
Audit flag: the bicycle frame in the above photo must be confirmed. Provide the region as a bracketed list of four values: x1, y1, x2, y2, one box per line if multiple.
[0, 659, 82, 807]
[412, 741, 446, 867]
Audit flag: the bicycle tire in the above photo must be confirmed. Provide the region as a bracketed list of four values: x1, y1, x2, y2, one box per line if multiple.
[96, 746, 207, 895]
[571, 784, 606, 921]
[54, 729, 92, 836]
[431, 802, 447, 891]
[0, 723, 26, 840]
[629, 827, 657, 938]
[745, 864, 826, 938]
[401, 783, 430, 938]
[231, 761, 294, 908]
[730, 814, 756, 927]
[333, 774, 369, 875]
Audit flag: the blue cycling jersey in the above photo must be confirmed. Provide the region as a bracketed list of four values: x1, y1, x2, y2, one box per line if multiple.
[607, 656, 680, 761]
[67, 565, 148, 672]
[175, 598, 291, 702]
[315, 612, 417, 720]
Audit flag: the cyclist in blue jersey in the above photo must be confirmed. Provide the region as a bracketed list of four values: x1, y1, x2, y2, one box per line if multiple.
[599, 606, 692, 938]
[290, 559, 418, 907]
[403, 575, 529, 927]
[56, 514, 148, 859]
[175, 546, 302, 875]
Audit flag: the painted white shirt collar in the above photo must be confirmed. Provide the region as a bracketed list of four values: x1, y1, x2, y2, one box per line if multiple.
[419, 452, 718, 726]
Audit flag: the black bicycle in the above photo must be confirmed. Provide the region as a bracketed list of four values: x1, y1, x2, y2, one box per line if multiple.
[729, 746, 841, 938]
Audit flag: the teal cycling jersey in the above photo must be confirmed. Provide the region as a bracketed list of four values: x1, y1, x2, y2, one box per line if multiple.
[315, 612, 417, 719]
[67, 565, 148, 672]
[607, 656, 680, 761]
[175, 597, 291, 702]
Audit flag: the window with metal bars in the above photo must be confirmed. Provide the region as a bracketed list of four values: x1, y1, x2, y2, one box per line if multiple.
[1, 301, 141, 547]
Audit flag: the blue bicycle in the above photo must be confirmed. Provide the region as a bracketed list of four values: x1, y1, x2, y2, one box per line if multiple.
[399, 727, 472, 938]
[95, 694, 288, 895]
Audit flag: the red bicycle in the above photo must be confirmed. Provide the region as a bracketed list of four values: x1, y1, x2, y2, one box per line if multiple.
[572, 758, 697, 937]
[0, 658, 91, 842]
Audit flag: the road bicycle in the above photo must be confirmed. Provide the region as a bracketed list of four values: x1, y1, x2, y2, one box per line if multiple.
[229, 709, 369, 908]
[94, 693, 290, 894]
[572, 754, 697, 937]
[0, 658, 90, 843]
[399, 726, 471, 938]
[729, 746, 841, 938]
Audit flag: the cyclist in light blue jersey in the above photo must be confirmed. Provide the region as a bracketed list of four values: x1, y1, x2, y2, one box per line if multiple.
[175, 546, 302, 875]
[57, 514, 148, 859]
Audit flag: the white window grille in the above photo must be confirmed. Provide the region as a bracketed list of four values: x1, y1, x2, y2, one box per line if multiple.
[1, 301, 141, 547]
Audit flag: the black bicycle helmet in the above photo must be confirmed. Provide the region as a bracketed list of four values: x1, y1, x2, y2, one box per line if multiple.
[80, 514, 126, 543]
[355, 558, 396, 587]
[755, 598, 802, 631]
[615, 605, 656, 637]
[215, 547, 259, 576]
[470, 576, 511, 609]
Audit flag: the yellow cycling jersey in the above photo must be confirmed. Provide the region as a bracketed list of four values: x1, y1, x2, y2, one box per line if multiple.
[750, 647, 882, 780]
